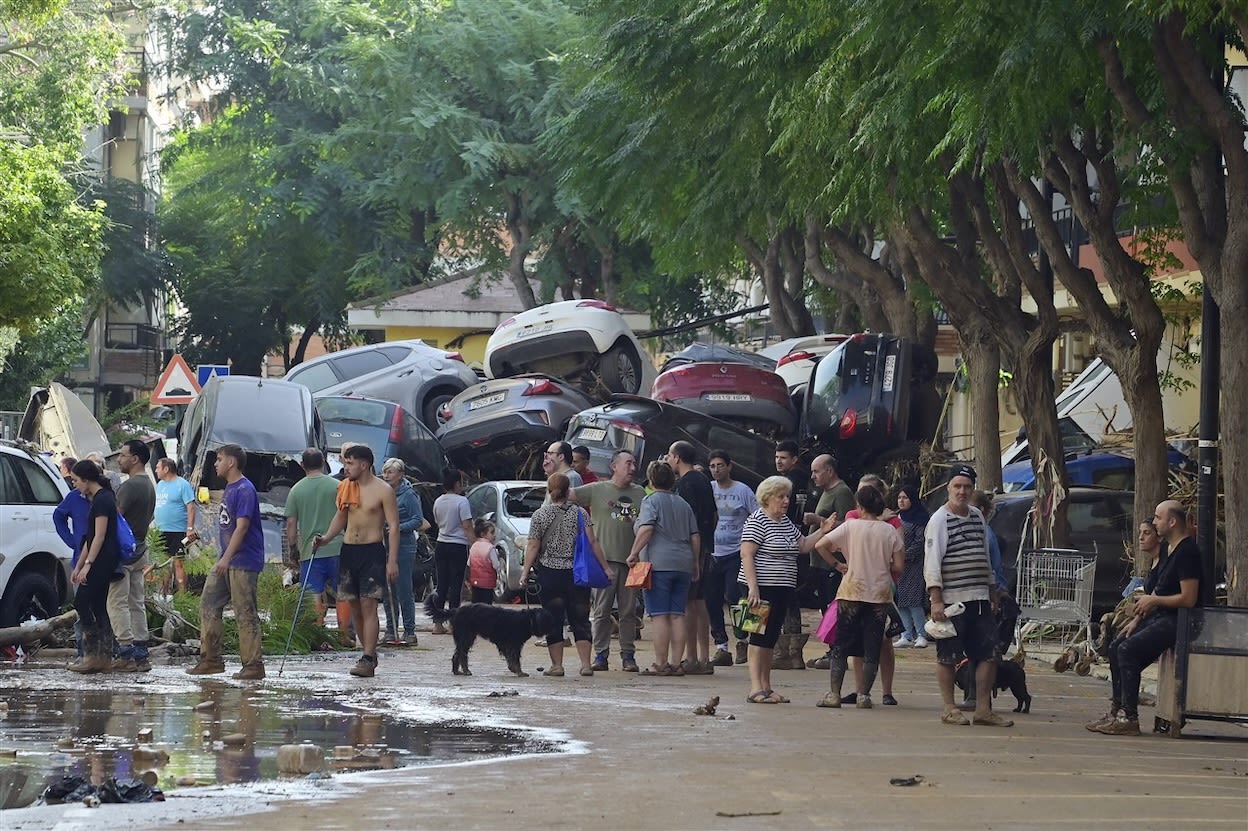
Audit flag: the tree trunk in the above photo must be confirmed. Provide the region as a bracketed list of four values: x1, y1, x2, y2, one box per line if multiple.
[291, 324, 318, 368]
[1010, 346, 1069, 550]
[506, 194, 538, 309]
[1118, 354, 1169, 573]
[0, 610, 77, 646]
[960, 326, 1003, 494]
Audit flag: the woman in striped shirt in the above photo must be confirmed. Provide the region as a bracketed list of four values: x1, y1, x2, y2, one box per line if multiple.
[740, 475, 838, 704]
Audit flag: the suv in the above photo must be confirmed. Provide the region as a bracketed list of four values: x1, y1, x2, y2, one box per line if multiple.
[564, 396, 775, 489]
[0, 441, 73, 627]
[284, 340, 478, 430]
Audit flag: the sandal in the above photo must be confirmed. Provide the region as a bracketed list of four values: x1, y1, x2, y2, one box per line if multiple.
[747, 690, 779, 704]
[666, 663, 685, 677]
[762, 689, 789, 704]
[640, 664, 665, 676]
[941, 710, 970, 725]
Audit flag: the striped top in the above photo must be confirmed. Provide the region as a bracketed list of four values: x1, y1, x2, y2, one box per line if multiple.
[923, 505, 992, 604]
[737, 509, 803, 588]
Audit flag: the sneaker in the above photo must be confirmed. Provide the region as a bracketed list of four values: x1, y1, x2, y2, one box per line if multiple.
[543, 666, 565, 677]
[1085, 710, 1120, 732]
[109, 656, 140, 673]
[621, 654, 639, 672]
[711, 648, 734, 667]
[135, 658, 152, 673]
[404, 633, 418, 646]
[816, 691, 841, 708]
[856, 694, 873, 709]
[892, 636, 915, 649]
[840, 692, 857, 705]
[734, 642, 748, 664]
[233, 664, 266, 681]
[882, 693, 898, 706]
[807, 654, 831, 670]
[972, 711, 1015, 727]
[591, 653, 609, 672]
[1094, 714, 1141, 736]
[941, 710, 970, 725]
[350, 655, 377, 678]
[913, 636, 929, 648]
[186, 659, 226, 676]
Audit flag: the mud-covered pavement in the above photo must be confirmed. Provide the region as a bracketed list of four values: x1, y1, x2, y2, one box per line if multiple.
[2, 612, 1245, 831]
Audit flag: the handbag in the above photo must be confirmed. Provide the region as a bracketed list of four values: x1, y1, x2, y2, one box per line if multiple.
[815, 601, 839, 645]
[625, 561, 653, 589]
[572, 510, 611, 588]
[730, 598, 771, 634]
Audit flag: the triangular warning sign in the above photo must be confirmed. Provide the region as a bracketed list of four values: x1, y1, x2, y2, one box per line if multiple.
[151, 354, 202, 405]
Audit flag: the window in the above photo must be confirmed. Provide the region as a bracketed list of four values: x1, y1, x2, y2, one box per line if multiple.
[331, 350, 393, 380]
[286, 362, 341, 394]
[401, 412, 444, 480]
[14, 457, 61, 504]
[469, 486, 498, 520]
[0, 456, 23, 504]
[378, 345, 413, 363]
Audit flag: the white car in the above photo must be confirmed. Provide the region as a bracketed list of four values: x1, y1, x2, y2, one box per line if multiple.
[760, 333, 849, 394]
[484, 300, 655, 396]
[466, 480, 548, 600]
[0, 441, 74, 627]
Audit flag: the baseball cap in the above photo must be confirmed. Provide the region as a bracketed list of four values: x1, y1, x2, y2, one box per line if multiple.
[948, 463, 977, 484]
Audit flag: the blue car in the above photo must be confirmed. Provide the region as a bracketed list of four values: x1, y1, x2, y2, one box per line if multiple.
[1001, 449, 1192, 493]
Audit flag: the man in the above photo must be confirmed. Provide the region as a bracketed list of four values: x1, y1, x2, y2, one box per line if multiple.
[153, 457, 197, 594]
[313, 444, 400, 678]
[802, 454, 855, 669]
[924, 464, 1013, 727]
[1087, 500, 1201, 736]
[668, 441, 718, 675]
[544, 441, 583, 488]
[109, 440, 155, 672]
[774, 439, 808, 524]
[188, 444, 266, 680]
[86, 451, 122, 490]
[707, 450, 758, 666]
[572, 445, 599, 484]
[575, 450, 646, 672]
[285, 448, 353, 643]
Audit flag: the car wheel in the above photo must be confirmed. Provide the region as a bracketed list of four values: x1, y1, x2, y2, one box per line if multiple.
[494, 555, 511, 601]
[0, 571, 60, 629]
[422, 390, 458, 430]
[601, 341, 643, 394]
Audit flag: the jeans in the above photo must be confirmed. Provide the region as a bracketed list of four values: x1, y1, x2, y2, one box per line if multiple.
[383, 547, 416, 637]
[433, 541, 468, 611]
[1109, 612, 1178, 719]
[590, 561, 640, 656]
[898, 605, 926, 640]
[706, 553, 742, 646]
[200, 568, 263, 669]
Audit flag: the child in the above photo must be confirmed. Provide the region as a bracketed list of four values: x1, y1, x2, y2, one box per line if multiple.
[467, 519, 500, 604]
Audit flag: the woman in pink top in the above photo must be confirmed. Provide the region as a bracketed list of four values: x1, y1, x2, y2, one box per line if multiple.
[812, 484, 904, 709]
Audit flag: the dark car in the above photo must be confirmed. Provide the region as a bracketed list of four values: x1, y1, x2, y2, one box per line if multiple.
[564, 396, 775, 489]
[989, 488, 1136, 618]
[437, 375, 595, 480]
[650, 361, 797, 438]
[802, 333, 941, 475]
[315, 395, 448, 482]
[283, 339, 478, 429]
[176, 375, 326, 564]
[1002, 448, 1194, 493]
[659, 342, 777, 373]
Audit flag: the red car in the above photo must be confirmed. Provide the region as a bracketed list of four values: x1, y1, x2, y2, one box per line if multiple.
[650, 362, 797, 438]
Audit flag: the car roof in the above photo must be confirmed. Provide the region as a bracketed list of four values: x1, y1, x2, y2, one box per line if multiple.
[992, 486, 1134, 504]
[191, 376, 318, 454]
[474, 480, 548, 489]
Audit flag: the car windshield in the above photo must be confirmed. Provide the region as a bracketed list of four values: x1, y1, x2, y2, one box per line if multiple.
[503, 486, 546, 519]
[317, 399, 391, 426]
[805, 341, 848, 434]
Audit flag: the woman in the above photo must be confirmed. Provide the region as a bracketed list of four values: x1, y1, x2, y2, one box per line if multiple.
[430, 467, 475, 634]
[67, 459, 123, 674]
[893, 484, 930, 649]
[813, 484, 904, 708]
[627, 461, 700, 677]
[381, 458, 429, 644]
[740, 475, 837, 704]
[520, 473, 611, 677]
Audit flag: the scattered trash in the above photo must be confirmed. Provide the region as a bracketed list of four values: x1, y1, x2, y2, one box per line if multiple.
[715, 809, 782, 818]
[889, 775, 925, 787]
[693, 696, 720, 716]
[487, 690, 520, 698]
[137, 728, 153, 742]
[39, 775, 165, 805]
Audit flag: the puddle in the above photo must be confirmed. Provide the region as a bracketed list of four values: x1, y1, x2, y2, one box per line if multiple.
[0, 684, 555, 810]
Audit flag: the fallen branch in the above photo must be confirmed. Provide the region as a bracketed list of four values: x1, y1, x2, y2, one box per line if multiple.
[715, 810, 782, 818]
[0, 610, 78, 647]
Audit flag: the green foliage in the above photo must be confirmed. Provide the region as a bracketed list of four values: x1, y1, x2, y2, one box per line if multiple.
[0, 306, 86, 410]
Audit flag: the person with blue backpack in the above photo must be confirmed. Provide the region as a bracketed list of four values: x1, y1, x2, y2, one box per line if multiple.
[67, 460, 125, 674]
[108, 440, 156, 672]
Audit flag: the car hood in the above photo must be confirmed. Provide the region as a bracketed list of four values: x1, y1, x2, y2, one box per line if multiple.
[184, 376, 320, 456]
[19, 383, 111, 462]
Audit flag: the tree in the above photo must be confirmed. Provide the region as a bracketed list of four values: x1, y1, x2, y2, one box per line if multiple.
[0, 306, 85, 410]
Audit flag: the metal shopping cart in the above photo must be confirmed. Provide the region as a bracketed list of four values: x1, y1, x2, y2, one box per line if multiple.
[1015, 548, 1098, 672]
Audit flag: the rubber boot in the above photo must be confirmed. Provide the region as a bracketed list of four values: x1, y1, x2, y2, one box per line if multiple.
[69, 632, 107, 674]
[770, 634, 793, 669]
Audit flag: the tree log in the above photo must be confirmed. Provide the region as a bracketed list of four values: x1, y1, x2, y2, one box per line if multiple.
[0, 610, 78, 647]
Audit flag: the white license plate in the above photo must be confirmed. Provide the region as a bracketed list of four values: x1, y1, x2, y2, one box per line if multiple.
[882, 355, 897, 392]
[469, 392, 506, 410]
[704, 393, 751, 402]
[516, 323, 553, 339]
[577, 427, 607, 442]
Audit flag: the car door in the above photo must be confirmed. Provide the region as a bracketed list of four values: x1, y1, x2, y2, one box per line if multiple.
[1065, 492, 1132, 612]
[0, 454, 38, 567]
[469, 485, 500, 523]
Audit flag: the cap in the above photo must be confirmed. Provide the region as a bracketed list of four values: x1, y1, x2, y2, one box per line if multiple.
[948, 463, 977, 484]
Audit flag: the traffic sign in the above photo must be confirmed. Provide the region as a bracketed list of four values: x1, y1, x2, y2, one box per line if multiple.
[197, 364, 230, 387]
[151, 354, 201, 405]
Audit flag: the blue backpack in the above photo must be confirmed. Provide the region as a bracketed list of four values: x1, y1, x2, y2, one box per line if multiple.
[117, 514, 139, 564]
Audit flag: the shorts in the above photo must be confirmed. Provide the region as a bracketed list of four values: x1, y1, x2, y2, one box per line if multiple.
[936, 600, 1000, 666]
[338, 542, 387, 602]
[161, 531, 186, 558]
[300, 556, 340, 594]
[644, 570, 692, 616]
[686, 552, 713, 602]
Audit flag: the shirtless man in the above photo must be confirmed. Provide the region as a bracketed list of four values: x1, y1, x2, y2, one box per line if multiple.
[313, 444, 399, 677]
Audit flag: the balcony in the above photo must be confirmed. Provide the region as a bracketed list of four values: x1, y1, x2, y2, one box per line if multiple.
[100, 323, 167, 389]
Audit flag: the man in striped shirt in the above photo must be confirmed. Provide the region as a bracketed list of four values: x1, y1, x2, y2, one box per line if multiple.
[924, 464, 1013, 727]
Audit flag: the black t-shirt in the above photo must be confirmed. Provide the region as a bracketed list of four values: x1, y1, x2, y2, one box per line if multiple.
[1141, 541, 1170, 595]
[1152, 537, 1202, 602]
[84, 488, 122, 565]
[675, 468, 717, 556]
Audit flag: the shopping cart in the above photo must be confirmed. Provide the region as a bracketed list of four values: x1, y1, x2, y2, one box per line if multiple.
[1015, 548, 1097, 671]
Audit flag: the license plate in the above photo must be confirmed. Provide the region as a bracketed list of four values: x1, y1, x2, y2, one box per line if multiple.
[577, 427, 607, 442]
[516, 323, 553, 339]
[882, 355, 897, 392]
[704, 393, 751, 402]
[469, 392, 506, 410]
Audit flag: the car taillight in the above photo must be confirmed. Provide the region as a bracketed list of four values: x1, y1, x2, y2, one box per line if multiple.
[885, 412, 894, 436]
[498, 317, 516, 329]
[610, 420, 644, 438]
[523, 379, 562, 396]
[389, 407, 404, 444]
[445, 351, 465, 363]
[839, 409, 858, 439]
[577, 299, 617, 312]
[850, 333, 869, 344]
[777, 350, 815, 368]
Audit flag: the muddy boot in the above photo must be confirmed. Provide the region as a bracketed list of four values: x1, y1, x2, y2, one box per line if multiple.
[68, 633, 108, 674]
[734, 641, 748, 665]
[770, 634, 801, 670]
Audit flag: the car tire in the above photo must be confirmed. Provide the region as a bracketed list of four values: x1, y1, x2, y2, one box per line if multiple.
[0, 571, 60, 629]
[600, 341, 643, 394]
[422, 390, 458, 430]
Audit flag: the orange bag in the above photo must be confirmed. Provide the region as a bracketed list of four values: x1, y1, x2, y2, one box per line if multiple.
[625, 561, 653, 589]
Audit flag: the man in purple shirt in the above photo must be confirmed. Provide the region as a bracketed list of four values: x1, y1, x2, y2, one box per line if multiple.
[187, 443, 266, 680]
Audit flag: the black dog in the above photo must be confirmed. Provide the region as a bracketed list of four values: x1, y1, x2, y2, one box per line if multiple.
[424, 595, 553, 677]
[954, 658, 1032, 713]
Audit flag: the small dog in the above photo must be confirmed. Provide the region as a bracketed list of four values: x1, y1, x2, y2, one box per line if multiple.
[424, 595, 554, 677]
[954, 658, 1032, 713]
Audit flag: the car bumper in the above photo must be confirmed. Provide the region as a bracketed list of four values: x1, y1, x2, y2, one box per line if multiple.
[439, 412, 563, 459]
[488, 332, 600, 377]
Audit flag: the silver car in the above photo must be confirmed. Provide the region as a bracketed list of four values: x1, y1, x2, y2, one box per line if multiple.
[284, 340, 478, 429]
[466, 480, 547, 601]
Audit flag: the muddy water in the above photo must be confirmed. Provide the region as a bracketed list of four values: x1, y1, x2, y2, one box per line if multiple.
[0, 683, 553, 810]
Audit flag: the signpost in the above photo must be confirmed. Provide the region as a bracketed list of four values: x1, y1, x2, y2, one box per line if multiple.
[151, 355, 201, 405]
[197, 364, 230, 387]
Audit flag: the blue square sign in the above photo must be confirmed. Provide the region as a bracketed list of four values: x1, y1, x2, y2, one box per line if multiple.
[197, 364, 230, 386]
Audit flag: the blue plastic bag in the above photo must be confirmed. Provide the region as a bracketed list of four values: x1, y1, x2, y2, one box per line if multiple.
[572, 510, 610, 588]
